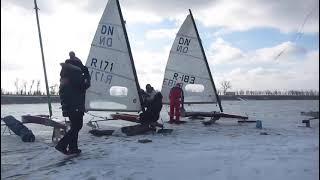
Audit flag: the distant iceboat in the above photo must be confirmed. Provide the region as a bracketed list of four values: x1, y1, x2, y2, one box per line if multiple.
[301, 111, 319, 119]
[300, 111, 319, 127]
[161, 9, 248, 124]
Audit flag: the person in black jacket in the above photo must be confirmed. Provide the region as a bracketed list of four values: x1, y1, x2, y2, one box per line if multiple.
[139, 92, 163, 128]
[55, 51, 91, 155]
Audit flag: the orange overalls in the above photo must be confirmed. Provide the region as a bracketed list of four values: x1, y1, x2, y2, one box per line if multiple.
[169, 86, 183, 122]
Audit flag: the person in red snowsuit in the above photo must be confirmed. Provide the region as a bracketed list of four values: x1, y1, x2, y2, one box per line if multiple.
[169, 83, 184, 123]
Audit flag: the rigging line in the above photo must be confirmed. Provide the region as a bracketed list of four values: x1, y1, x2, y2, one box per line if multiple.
[274, 1, 317, 61]
[294, 4, 317, 42]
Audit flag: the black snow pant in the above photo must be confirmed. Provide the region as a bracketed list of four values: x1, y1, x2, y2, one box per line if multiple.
[56, 111, 83, 151]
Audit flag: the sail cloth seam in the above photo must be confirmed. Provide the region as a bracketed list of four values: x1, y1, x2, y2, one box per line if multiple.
[89, 66, 136, 81]
[99, 22, 122, 28]
[169, 51, 203, 60]
[91, 44, 128, 54]
[165, 68, 211, 81]
[176, 33, 197, 40]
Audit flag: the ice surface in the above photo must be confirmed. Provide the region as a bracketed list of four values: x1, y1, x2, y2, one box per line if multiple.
[1, 100, 319, 180]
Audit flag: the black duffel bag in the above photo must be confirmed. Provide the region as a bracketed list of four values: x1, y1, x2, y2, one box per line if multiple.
[2, 115, 35, 142]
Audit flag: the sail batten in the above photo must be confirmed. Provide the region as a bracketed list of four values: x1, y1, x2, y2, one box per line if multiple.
[165, 68, 211, 80]
[169, 51, 203, 60]
[88, 67, 136, 81]
[176, 33, 198, 40]
[91, 44, 129, 54]
[99, 23, 122, 27]
[85, 0, 142, 112]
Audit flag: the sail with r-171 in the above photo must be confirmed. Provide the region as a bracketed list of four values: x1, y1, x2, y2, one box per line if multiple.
[84, 0, 143, 112]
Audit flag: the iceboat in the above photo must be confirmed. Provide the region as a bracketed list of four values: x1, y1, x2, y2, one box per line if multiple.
[14, 0, 69, 143]
[161, 10, 249, 124]
[84, 0, 169, 135]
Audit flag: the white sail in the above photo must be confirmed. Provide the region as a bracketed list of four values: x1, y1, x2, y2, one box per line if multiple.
[161, 12, 219, 106]
[85, 0, 142, 112]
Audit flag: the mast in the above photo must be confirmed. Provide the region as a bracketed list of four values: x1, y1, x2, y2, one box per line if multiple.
[188, 9, 223, 112]
[115, 0, 145, 113]
[34, 0, 53, 117]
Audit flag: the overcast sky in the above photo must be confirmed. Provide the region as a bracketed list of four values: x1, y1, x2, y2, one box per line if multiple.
[1, 0, 319, 93]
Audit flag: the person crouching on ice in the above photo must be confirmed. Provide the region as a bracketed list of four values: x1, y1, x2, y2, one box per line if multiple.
[144, 84, 157, 108]
[169, 83, 184, 124]
[139, 92, 164, 129]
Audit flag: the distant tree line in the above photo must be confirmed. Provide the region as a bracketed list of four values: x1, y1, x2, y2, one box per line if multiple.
[1, 79, 319, 96]
[1, 79, 59, 96]
[219, 89, 319, 96]
[216, 80, 319, 96]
